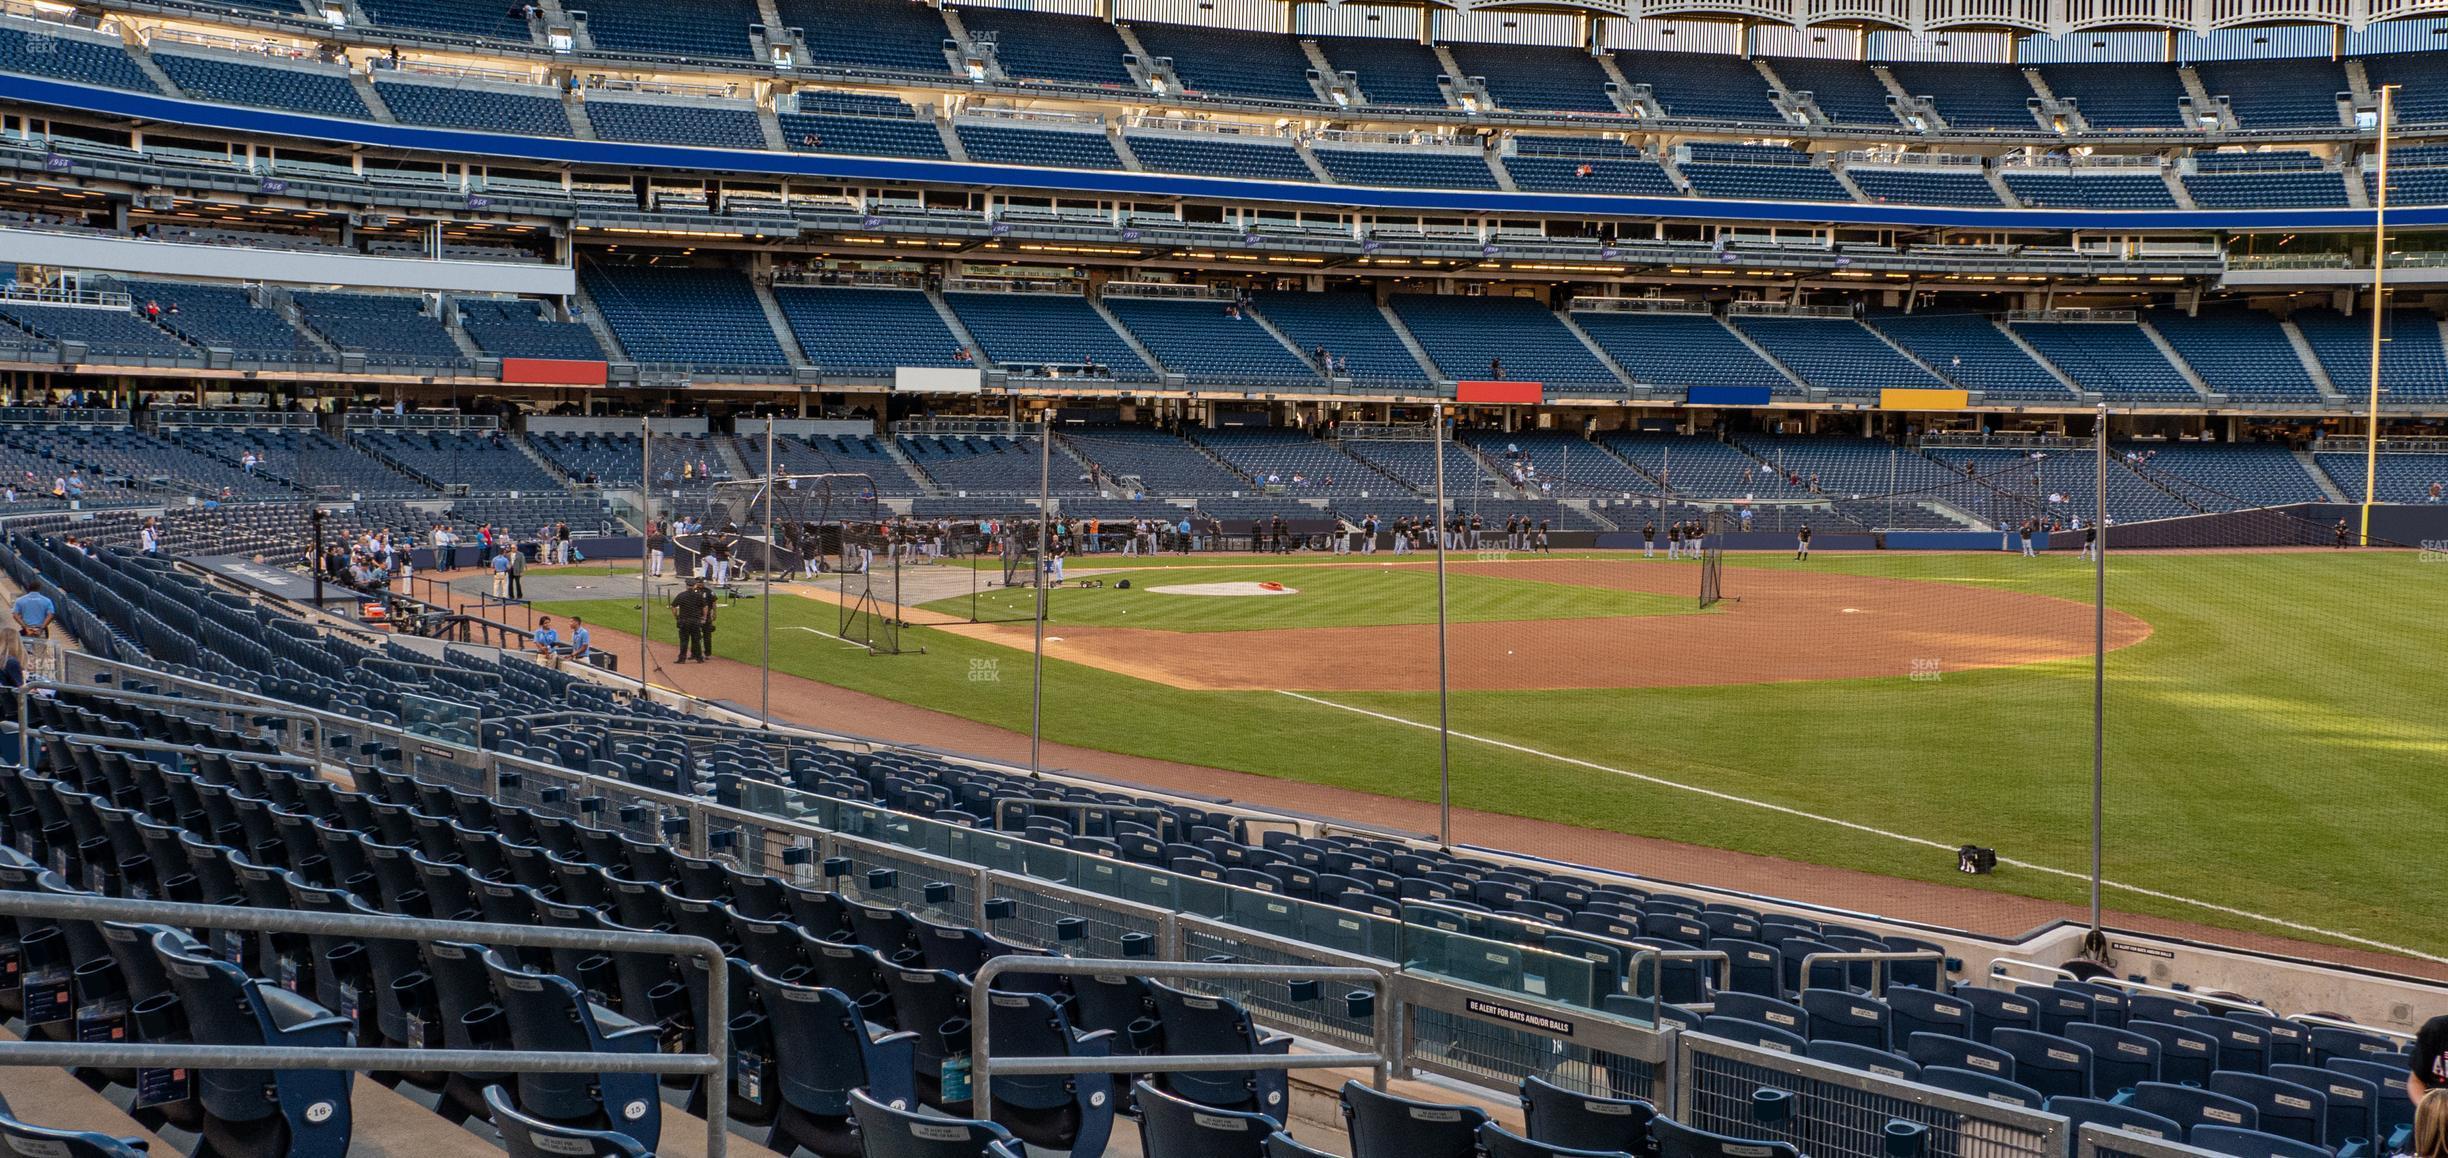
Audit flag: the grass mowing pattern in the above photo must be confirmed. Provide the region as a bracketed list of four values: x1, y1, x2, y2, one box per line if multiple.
[551, 549, 2447, 957]
[929, 562, 1696, 631]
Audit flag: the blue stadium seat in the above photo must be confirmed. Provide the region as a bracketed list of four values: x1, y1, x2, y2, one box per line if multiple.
[1147, 981, 1292, 1121]
[2205, 1072, 2327, 1145]
[1445, 42, 1616, 113]
[771, 286, 965, 377]
[0, 24, 156, 92]
[848, 1088, 1024, 1158]
[1615, 50, 1781, 122]
[1807, 1039, 1921, 1080]
[1992, 1028, 2095, 1100]
[1314, 36, 1449, 108]
[2116, 1081, 2259, 1135]
[2045, 1097, 2185, 1141]
[1126, 133, 1315, 182]
[2128, 1019, 2222, 1086]
[1314, 146, 1500, 190]
[376, 78, 574, 136]
[153, 929, 355, 1158]
[1340, 1081, 1488, 1158]
[2270, 1063, 2377, 1151]
[1700, 1014, 1807, 1055]
[484, 1086, 651, 1158]
[956, 122, 1122, 169]
[585, 97, 767, 148]
[0, 1096, 150, 1158]
[953, 7, 1134, 88]
[581, 266, 792, 372]
[1918, 1066, 2046, 1110]
[483, 950, 662, 1151]
[1480, 1123, 1635, 1158]
[1800, 989, 1891, 1050]
[1134, 1081, 1272, 1158]
[1518, 1076, 1654, 1154]
[1129, 23, 1318, 104]
[1906, 1031, 2016, 1081]
[980, 989, 1117, 1157]
[2040, 62, 2189, 128]
[784, 0, 953, 72]
[153, 52, 369, 118]
[2188, 1126, 2332, 1158]
[1884, 61, 2042, 130]
[582, 0, 761, 60]
[1652, 1117, 1800, 1158]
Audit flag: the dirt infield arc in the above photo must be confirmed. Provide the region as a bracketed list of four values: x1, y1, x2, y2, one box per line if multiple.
[930, 559, 2154, 692]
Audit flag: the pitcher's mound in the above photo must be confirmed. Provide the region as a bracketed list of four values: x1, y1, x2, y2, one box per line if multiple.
[1145, 581, 1300, 597]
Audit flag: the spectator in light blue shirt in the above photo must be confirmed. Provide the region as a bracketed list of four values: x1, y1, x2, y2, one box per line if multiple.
[531, 616, 560, 656]
[12, 589, 53, 636]
[567, 617, 590, 660]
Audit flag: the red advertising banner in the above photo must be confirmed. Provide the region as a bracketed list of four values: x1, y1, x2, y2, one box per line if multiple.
[501, 358, 609, 386]
[1454, 380, 1545, 405]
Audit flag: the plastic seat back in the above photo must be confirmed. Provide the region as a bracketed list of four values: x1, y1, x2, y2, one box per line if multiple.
[980, 989, 1115, 1156]
[1905, 1030, 2012, 1078]
[1920, 1065, 2046, 1109]
[483, 950, 662, 1151]
[1518, 1075, 1654, 1154]
[483, 1086, 650, 1158]
[1993, 1028, 2094, 1101]
[1652, 1116, 1801, 1158]
[1340, 1080, 1487, 1158]
[2271, 1063, 2376, 1151]
[1481, 1121, 1636, 1158]
[1951, 984, 2040, 1039]
[1800, 989, 1891, 1051]
[2189, 1125, 2332, 1158]
[2068, 1023, 2161, 1097]
[751, 965, 917, 1158]
[1148, 981, 1291, 1122]
[0, 1097, 150, 1158]
[1888, 986, 1975, 1042]
[2128, 1019, 2221, 1086]
[2044, 1097, 2184, 1141]
[1805, 1040, 1920, 1081]
[849, 1087, 1022, 1158]
[153, 930, 354, 1158]
[2205, 1072, 2326, 1146]
[2120, 1081, 2259, 1135]
[1134, 1080, 1272, 1157]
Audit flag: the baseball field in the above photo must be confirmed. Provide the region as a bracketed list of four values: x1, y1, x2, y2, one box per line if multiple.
[545, 546, 2445, 963]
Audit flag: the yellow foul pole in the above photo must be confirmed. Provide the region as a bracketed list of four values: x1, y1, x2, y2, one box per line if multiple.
[2363, 85, 2393, 546]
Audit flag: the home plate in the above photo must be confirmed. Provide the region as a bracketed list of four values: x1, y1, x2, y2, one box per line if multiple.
[1146, 581, 1301, 597]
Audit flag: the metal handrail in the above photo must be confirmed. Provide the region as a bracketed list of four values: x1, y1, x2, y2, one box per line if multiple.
[968, 956, 1397, 1115]
[0, 890, 732, 1156]
[1799, 949, 1945, 996]
[1632, 947, 1731, 998]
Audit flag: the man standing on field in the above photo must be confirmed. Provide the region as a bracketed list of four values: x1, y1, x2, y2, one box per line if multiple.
[1796, 522, 1813, 561]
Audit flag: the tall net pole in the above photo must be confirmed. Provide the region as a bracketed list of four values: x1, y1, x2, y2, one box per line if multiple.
[1433, 404, 1453, 847]
[761, 419, 775, 726]
[637, 414, 650, 691]
[2363, 83, 2395, 547]
[2088, 402, 2108, 954]
[1030, 412, 1051, 776]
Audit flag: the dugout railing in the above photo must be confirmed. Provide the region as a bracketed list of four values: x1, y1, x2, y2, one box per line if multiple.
[18, 652, 2386, 1158]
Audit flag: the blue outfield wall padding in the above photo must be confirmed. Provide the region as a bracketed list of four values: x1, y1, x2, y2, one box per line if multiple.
[1882, 531, 2008, 551]
[0, 72, 2429, 233]
[1686, 385, 1775, 407]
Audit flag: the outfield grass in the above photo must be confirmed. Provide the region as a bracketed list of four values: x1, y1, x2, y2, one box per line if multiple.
[549, 549, 2447, 957]
[927, 562, 1695, 631]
